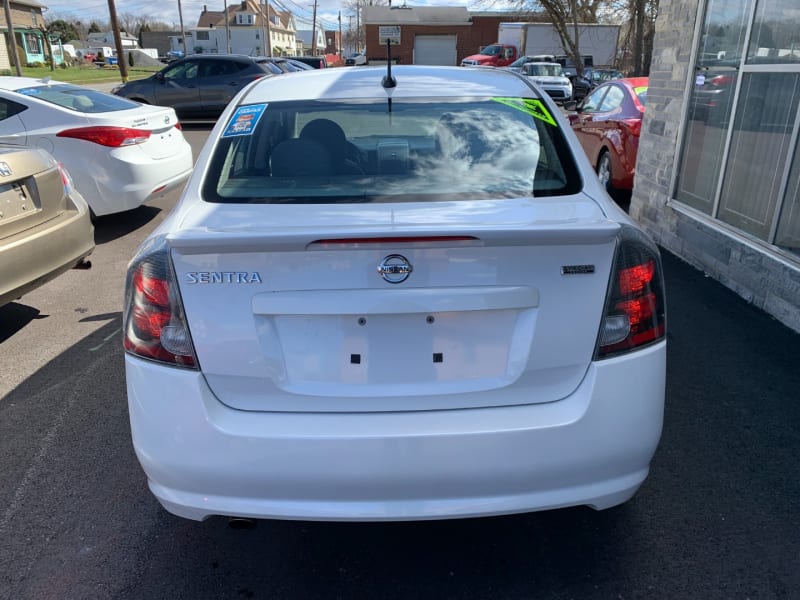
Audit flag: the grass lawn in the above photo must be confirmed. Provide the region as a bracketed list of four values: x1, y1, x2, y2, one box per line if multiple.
[6, 64, 161, 84]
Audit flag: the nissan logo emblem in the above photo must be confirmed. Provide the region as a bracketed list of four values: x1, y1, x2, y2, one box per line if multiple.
[378, 254, 413, 284]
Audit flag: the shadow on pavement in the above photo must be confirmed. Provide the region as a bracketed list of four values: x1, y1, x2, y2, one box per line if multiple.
[0, 303, 46, 343]
[93, 205, 162, 245]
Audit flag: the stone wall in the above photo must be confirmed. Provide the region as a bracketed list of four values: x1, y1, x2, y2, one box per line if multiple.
[630, 0, 800, 333]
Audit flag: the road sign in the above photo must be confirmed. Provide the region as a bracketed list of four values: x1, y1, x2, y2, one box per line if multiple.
[378, 25, 401, 45]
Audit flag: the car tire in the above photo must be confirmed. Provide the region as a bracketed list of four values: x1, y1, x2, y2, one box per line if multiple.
[597, 151, 614, 192]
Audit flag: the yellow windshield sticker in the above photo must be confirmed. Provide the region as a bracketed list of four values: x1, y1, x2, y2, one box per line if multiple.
[492, 97, 557, 127]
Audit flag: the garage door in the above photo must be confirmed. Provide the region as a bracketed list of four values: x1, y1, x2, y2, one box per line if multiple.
[414, 35, 457, 66]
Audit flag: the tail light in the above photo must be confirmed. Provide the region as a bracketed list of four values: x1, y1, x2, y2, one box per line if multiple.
[621, 118, 642, 137]
[595, 225, 666, 358]
[57, 126, 151, 147]
[123, 237, 197, 368]
[57, 162, 74, 195]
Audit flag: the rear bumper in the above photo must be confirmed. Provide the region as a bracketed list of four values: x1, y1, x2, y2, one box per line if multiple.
[0, 193, 94, 306]
[125, 342, 665, 521]
[73, 144, 193, 217]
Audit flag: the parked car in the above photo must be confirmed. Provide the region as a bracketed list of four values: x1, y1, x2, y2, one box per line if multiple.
[165, 50, 185, 62]
[504, 54, 556, 73]
[123, 65, 666, 523]
[520, 62, 573, 104]
[112, 54, 278, 119]
[0, 77, 193, 217]
[0, 145, 94, 307]
[554, 54, 594, 79]
[572, 68, 626, 102]
[284, 58, 314, 71]
[288, 55, 328, 69]
[460, 43, 517, 67]
[345, 52, 368, 66]
[568, 77, 648, 193]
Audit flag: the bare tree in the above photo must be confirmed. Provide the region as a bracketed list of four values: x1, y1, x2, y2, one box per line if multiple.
[342, 0, 389, 52]
[491, 0, 658, 76]
[116, 13, 176, 36]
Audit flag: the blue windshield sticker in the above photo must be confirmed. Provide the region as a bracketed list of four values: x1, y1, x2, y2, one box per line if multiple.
[223, 104, 267, 138]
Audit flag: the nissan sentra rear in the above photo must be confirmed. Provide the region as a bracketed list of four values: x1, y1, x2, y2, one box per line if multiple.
[123, 66, 666, 522]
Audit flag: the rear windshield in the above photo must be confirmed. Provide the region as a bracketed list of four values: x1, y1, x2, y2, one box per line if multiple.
[16, 84, 141, 113]
[202, 97, 582, 204]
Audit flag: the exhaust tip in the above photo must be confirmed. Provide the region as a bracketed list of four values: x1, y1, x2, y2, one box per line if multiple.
[228, 517, 257, 530]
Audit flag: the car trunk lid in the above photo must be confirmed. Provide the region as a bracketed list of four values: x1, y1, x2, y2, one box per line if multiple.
[0, 147, 66, 241]
[169, 197, 619, 412]
[90, 106, 185, 160]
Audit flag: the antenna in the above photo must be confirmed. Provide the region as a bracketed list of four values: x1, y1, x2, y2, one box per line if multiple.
[379, 25, 400, 90]
[381, 39, 396, 89]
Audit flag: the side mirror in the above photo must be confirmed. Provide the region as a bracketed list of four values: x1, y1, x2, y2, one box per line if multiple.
[156, 72, 165, 82]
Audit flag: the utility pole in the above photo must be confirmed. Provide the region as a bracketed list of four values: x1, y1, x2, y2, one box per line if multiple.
[223, 0, 231, 53]
[177, 0, 187, 56]
[3, 0, 22, 76]
[310, 0, 318, 55]
[107, 0, 129, 82]
[262, 0, 272, 56]
[348, 14, 353, 55]
[356, 3, 360, 53]
[338, 11, 342, 60]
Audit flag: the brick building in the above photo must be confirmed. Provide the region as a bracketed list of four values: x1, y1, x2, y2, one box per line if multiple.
[361, 7, 515, 66]
[633, 0, 800, 332]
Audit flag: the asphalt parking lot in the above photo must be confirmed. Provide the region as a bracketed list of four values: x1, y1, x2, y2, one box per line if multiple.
[0, 106, 798, 598]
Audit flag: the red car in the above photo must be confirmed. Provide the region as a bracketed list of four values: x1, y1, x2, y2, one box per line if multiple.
[568, 77, 648, 193]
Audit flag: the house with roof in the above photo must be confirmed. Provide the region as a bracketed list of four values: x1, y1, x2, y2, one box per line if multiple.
[295, 27, 327, 56]
[0, 0, 51, 70]
[193, 1, 297, 56]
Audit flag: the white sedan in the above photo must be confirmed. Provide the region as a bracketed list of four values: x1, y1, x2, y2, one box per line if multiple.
[124, 65, 666, 522]
[0, 77, 193, 217]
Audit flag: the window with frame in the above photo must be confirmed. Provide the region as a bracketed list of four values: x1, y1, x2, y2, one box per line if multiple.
[25, 33, 41, 54]
[203, 98, 581, 204]
[674, 0, 800, 257]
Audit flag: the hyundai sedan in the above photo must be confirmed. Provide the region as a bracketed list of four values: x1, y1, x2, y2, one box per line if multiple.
[0, 77, 193, 217]
[124, 65, 666, 522]
[568, 77, 648, 193]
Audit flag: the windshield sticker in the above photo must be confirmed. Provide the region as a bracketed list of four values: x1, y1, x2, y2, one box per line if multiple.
[223, 104, 267, 138]
[492, 97, 557, 127]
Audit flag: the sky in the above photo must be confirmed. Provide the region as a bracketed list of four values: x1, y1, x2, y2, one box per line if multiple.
[43, 0, 489, 38]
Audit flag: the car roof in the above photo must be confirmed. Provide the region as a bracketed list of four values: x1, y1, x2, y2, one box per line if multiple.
[240, 65, 539, 103]
[0, 77, 68, 91]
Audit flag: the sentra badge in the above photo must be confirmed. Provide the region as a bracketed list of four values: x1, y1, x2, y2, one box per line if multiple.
[186, 272, 262, 284]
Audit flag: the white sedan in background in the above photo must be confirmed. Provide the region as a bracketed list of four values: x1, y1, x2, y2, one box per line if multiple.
[0, 77, 193, 217]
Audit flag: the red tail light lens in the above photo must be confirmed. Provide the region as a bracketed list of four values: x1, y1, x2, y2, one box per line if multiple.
[57, 126, 151, 147]
[596, 226, 666, 358]
[57, 162, 74, 194]
[622, 118, 642, 137]
[123, 240, 197, 368]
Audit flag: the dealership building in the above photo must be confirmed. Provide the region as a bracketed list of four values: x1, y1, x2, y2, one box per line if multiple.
[633, 0, 800, 332]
